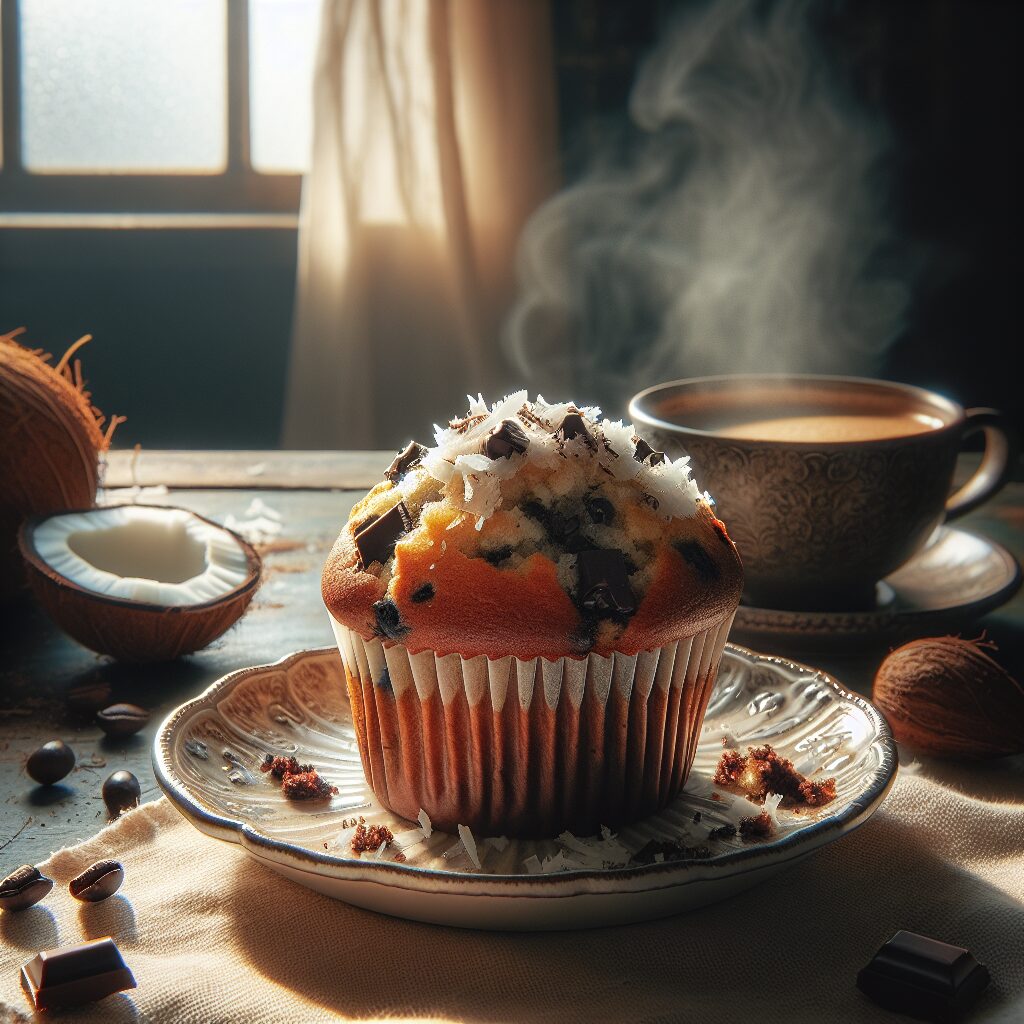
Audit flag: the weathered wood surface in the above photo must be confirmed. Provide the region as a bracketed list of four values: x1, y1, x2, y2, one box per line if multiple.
[103, 449, 392, 491]
[1, 452, 1022, 867]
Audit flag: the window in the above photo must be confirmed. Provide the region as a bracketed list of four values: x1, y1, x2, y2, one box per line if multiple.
[0, 0, 320, 216]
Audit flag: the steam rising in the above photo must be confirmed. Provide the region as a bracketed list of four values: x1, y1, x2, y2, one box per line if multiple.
[505, 0, 909, 408]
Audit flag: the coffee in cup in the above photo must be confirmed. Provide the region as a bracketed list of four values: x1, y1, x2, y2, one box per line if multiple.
[629, 374, 1014, 611]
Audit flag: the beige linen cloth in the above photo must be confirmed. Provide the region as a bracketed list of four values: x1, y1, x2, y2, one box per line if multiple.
[2, 762, 1022, 1024]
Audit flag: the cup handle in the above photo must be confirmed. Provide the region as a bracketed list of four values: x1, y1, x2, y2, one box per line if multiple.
[944, 408, 1017, 521]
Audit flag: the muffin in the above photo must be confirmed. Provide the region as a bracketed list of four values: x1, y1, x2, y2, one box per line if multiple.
[323, 393, 742, 837]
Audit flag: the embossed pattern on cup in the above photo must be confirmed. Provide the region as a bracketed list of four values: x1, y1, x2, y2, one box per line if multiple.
[630, 375, 1013, 611]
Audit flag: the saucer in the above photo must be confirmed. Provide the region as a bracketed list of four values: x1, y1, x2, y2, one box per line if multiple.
[154, 645, 896, 930]
[732, 525, 1022, 655]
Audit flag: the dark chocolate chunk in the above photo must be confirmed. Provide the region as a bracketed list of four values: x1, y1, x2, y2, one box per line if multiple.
[857, 930, 990, 1023]
[641, 493, 660, 511]
[21, 937, 136, 1011]
[633, 436, 667, 465]
[575, 549, 637, 616]
[410, 582, 435, 603]
[483, 419, 529, 459]
[675, 539, 720, 581]
[584, 495, 615, 525]
[354, 501, 412, 569]
[102, 770, 141, 817]
[482, 546, 514, 567]
[372, 598, 409, 640]
[549, 512, 581, 542]
[0, 865, 54, 912]
[96, 703, 150, 738]
[26, 740, 75, 785]
[69, 860, 124, 903]
[555, 412, 595, 448]
[384, 442, 427, 483]
[564, 533, 597, 555]
[522, 500, 551, 528]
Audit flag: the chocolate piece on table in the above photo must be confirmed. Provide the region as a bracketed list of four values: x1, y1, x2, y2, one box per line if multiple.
[483, 419, 530, 459]
[856, 930, 990, 1023]
[633, 436, 667, 465]
[0, 865, 53, 912]
[555, 412, 595, 448]
[354, 501, 412, 569]
[384, 442, 427, 483]
[21, 937, 136, 1011]
[576, 549, 637, 616]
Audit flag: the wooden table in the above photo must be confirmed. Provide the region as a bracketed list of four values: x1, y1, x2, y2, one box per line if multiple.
[2, 450, 1022, 866]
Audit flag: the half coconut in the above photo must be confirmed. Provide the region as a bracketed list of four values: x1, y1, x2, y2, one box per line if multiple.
[18, 504, 261, 662]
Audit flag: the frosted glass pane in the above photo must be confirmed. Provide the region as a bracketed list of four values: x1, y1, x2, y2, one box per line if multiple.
[250, 0, 320, 173]
[21, 0, 227, 173]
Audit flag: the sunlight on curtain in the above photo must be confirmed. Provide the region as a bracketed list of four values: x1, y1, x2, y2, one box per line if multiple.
[282, 0, 557, 449]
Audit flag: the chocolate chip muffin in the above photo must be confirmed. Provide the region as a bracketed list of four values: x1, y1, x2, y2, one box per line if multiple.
[323, 393, 742, 838]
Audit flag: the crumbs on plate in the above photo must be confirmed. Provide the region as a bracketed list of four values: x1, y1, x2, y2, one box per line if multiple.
[713, 743, 836, 808]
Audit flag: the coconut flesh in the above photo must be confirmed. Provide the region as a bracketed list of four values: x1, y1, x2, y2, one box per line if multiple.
[20, 505, 261, 661]
[30, 506, 252, 605]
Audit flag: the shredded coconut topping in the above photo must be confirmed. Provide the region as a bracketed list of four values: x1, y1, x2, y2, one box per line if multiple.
[420, 393, 706, 525]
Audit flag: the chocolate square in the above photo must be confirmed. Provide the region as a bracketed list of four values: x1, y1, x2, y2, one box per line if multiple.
[576, 549, 636, 615]
[857, 930, 990, 1023]
[484, 419, 530, 459]
[22, 937, 136, 1011]
[384, 442, 427, 483]
[354, 502, 412, 569]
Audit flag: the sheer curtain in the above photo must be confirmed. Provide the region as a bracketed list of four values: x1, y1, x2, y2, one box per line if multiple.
[282, 0, 558, 449]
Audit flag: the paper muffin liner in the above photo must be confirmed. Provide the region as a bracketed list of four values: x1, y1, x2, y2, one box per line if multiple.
[329, 613, 737, 838]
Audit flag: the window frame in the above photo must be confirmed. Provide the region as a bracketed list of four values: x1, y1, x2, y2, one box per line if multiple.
[0, 0, 302, 215]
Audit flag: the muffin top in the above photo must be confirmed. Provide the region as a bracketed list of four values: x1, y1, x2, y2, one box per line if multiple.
[322, 393, 742, 659]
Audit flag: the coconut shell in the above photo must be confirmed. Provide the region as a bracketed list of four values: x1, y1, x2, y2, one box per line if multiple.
[18, 507, 262, 662]
[0, 329, 116, 605]
[873, 636, 1024, 759]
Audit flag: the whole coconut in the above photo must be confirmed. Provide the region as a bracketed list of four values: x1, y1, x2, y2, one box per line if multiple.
[0, 328, 121, 605]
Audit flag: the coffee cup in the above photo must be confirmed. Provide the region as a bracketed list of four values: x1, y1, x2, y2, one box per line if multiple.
[629, 374, 1015, 611]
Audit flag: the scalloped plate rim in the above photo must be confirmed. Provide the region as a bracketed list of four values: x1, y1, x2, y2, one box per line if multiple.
[153, 643, 898, 898]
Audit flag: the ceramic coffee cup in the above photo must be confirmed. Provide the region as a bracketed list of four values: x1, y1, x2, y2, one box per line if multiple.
[629, 374, 1014, 611]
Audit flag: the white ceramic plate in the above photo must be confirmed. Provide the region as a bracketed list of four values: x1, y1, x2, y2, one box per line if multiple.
[154, 645, 897, 930]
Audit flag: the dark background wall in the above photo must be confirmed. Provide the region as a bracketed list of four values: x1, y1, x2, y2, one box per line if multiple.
[1, 0, 1019, 450]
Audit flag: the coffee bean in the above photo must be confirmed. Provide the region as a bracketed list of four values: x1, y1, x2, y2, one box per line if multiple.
[66, 678, 114, 712]
[102, 771, 141, 816]
[69, 860, 124, 903]
[0, 865, 54, 912]
[96, 704, 150, 738]
[26, 741, 75, 785]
